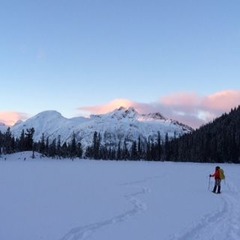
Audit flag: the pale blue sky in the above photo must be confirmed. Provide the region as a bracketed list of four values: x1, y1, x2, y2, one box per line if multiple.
[1, 0, 240, 128]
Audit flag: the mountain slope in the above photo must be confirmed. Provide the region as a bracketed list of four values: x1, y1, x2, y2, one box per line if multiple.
[10, 107, 192, 150]
[166, 106, 240, 163]
[0, 123, 7, 133]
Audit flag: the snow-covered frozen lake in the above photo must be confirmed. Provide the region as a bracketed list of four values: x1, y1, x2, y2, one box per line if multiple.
[1, 152, 240, 240]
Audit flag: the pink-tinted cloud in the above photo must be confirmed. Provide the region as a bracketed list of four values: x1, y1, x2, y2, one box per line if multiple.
[160, 92, 201, 107]
[157, 90, 240, 128]
[78, 99, 138, 115]
[78, 99, 163, 116]
[202, 90, 240, 112]
[158, 90, 240, 127]
[0, 112, 28, 126]
[78, 90, 240, 129]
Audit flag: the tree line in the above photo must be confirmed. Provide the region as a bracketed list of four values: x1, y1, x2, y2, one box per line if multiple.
[0, 128, 83, 159]
[84, 131, 165, 161]
[0, 128, 168, 161]
[165, 106, 240, 163]
[1, 106, 240, 163]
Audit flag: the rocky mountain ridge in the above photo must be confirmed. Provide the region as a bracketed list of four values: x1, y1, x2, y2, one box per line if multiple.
[2, 107, 193, 150]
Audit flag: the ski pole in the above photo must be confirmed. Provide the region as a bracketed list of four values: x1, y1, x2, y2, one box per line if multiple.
[208, 176, 211, 191]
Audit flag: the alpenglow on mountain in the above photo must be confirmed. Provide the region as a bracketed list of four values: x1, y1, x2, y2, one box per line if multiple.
[10, 107, 192, 151]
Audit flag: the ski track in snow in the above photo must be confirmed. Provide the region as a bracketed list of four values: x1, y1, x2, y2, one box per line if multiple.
[58, 177, 154, 240]
[169, 180, 240, 240]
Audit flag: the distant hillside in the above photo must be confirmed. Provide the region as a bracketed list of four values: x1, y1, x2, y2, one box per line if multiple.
[0, 123, 7, 133]
[166, 106, 240, 163]
[9, 107, 192, 153]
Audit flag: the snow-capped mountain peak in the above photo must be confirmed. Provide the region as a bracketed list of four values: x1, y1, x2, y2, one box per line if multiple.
[8, 108, 192, 153]
[109, 106, 138, 119]
[32, 110, 65, 121]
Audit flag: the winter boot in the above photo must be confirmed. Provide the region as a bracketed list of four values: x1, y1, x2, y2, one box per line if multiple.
[217, 186, 221, 194]
[212, 186, 217, 193]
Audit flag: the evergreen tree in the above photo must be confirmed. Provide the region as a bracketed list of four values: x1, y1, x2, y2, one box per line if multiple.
[3, 128, 13, 154]
[57, 135, 61, 157]
[40, 133, 46, 154]
[137, 136, 143, 159]
[19, 129, 26, 151]
[93, 131, 101, 159]
[76, 142, 83, 158]
[166, 105, 240, 163]
[61, 142, 68, 158]
[70, 132, 77, 159]
[25, 128, 35, 151]
[130, 141, 138, 160]
[164, 133, 170, 161]
[117, 141, 122, 160]
[122, 140, 130, 160]
[49, 138, 57, 157]
[45, 137, 49, 156]
[0, 131, 2, 155]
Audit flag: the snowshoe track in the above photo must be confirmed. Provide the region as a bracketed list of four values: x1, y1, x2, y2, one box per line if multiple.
[169, 181, 240, 240]
[58, 179, 150, 240]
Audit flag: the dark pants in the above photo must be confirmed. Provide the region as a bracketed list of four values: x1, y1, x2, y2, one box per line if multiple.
[213, 179, 221, 193]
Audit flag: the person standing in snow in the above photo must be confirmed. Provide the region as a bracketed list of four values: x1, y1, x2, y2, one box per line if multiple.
[209, 166, 221, 194]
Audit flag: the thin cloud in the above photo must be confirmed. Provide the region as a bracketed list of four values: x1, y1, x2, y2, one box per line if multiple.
[202, 90, 240, 112]
[0, 112, 28, 126]
[77, 90, 240, 129]
[78, 99, 162, 116]
[78, 99, 137, 115]
[159, 90, 240, 127]
[155, 90, 240, 128]
[160, 92, 200, 107]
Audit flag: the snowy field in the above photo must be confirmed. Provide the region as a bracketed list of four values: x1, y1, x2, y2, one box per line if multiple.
[0, 152, 240, 240]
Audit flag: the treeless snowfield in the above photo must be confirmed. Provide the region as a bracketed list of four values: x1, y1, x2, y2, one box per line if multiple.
[1, 152, 240, 240]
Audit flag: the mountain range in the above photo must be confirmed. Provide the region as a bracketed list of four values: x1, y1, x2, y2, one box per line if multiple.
[1, 107, 193, 150]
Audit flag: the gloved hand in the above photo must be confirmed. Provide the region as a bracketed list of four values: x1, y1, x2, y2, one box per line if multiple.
[209, 174, 211, 177]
